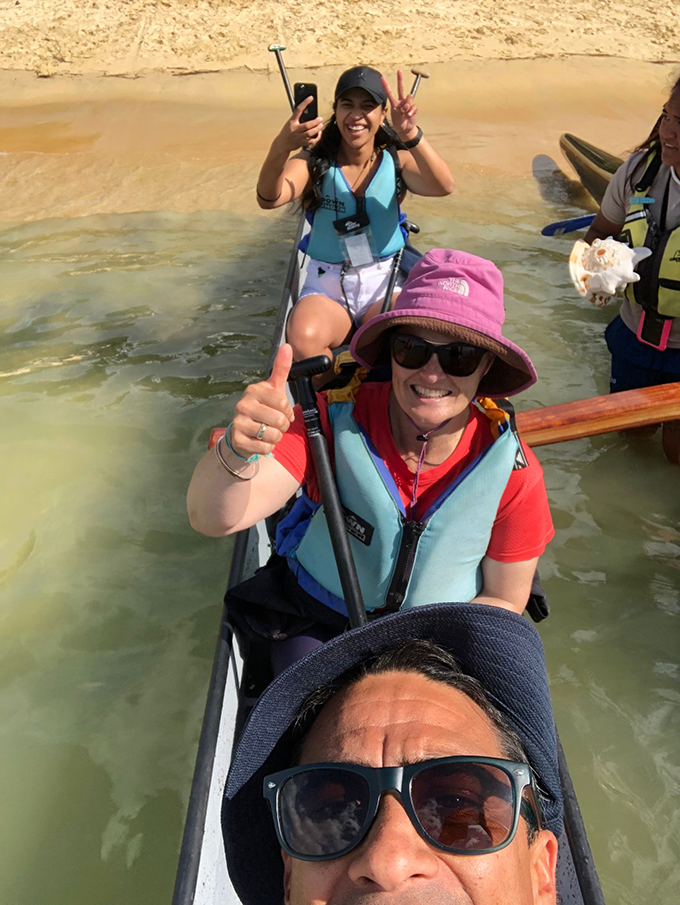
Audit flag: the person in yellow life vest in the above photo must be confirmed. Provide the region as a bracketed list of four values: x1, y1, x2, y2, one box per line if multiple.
[584, 73, 680, 464]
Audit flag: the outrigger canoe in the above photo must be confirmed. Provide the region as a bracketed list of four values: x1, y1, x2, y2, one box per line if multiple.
[172, 214, 606, 905]
[559, 133, 623, 206]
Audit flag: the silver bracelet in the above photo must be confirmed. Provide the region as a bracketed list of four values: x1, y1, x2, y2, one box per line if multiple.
[215, 435, 260, 480]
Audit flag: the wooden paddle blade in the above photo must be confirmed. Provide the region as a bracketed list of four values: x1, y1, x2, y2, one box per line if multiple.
[516, 383, 680, 447]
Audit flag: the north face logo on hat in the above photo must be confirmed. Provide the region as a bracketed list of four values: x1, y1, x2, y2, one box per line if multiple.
[438, 277, 470, 296]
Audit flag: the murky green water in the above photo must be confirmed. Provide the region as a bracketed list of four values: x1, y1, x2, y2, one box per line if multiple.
[0, 210, 294, 903]
[1, 83, 679, 904]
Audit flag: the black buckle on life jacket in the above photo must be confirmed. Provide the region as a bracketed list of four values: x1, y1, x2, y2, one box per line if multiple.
[494, 399, 528, 470]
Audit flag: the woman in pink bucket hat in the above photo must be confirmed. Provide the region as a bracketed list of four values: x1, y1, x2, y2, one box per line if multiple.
[188, 250, 554, 672]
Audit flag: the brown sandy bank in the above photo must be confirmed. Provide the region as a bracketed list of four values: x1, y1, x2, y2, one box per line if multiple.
[0, 0, 678, 78]
[0, 58, 676, 223]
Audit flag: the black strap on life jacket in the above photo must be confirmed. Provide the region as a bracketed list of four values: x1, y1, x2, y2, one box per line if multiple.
[493, 398, 529, 470]
[635, 148, 662, 192]
[386, 144, 405, 200]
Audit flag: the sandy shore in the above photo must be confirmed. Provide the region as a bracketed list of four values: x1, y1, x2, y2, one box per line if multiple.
[0, 58, 676, 223]
[0, 0, 678, 78]
[0, 2, 678, 223]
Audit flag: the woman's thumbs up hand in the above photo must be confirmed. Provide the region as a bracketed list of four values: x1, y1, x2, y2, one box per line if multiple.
[230, 344, 296, 458]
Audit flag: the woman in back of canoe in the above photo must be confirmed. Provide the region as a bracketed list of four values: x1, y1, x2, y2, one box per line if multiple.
[188, 250, 554, 672]
[583, 73, 680, 464]
[256, 66, 454, 371]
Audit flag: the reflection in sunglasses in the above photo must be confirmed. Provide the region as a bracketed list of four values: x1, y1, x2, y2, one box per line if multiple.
[267, 758, 537, 860]
[412, 764, 514, 850]
[282, 771, 369, 856]
[391, 333, 488, 377]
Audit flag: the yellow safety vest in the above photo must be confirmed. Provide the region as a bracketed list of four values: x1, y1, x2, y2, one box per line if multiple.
[620, 151, 680, 318]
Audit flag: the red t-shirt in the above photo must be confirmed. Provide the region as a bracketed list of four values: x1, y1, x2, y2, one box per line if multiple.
[273, 382, 554, 563]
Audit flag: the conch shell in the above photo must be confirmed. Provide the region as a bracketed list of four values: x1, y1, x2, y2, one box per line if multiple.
[569, 237, 652, 307]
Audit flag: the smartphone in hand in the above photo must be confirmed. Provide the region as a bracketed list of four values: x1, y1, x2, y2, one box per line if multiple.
[293, 83, 318, 123]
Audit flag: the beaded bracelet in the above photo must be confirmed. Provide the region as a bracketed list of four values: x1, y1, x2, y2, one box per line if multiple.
[215, 435, 260, 480]
[225, 422, 259, 463]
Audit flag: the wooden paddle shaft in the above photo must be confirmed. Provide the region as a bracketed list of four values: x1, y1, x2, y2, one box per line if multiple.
[209, 383, 680, 451]
[516, 382, 680, 447]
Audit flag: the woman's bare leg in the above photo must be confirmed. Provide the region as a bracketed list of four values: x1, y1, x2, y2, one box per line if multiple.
[286, 293, 353, 362]
[360, 288, 402, 324]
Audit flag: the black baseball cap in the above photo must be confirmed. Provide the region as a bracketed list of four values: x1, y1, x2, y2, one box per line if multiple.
[223, 602, 565, 904]
[334, 65, 387, 105]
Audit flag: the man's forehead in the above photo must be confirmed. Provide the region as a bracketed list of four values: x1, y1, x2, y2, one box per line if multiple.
[300, 670, 505, 766]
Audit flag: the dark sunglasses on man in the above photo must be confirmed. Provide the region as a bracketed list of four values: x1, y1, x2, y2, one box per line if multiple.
[390, 332, 489, 377]
[264, 755, 542, 861]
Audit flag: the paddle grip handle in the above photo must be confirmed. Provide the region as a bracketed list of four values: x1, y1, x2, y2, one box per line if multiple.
[409, 70, 429, 98]
[289, 355, 331, 380]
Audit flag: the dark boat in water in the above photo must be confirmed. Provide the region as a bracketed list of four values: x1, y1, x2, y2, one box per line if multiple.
[559, 133, 623, 205]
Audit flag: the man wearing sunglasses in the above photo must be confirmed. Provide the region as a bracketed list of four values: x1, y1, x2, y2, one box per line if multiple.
[223, 603, 563, 904]
[188, 249, 553, 670]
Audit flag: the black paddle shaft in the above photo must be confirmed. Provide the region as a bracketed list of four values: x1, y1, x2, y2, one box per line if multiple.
[380, 220, 420, 314]
[288, 357, 368, 628]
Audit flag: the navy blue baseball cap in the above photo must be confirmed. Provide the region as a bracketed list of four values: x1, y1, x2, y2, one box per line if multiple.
[334, 65, 387, 105]
[222, 602, 564, 904]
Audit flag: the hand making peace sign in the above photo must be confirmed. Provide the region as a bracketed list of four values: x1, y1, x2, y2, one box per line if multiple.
[381, 71, 419, 143]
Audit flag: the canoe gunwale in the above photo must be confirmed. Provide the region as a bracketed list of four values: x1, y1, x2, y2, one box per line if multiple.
[171, 536, 242, 905]
[173, 213, 307, 904]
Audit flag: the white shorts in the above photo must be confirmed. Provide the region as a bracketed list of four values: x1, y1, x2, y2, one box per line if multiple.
[299, 256, 404, 322]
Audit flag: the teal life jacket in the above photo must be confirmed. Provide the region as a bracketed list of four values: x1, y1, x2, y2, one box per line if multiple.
[275, 398, 523, 617]
[305, 149, 405, 264]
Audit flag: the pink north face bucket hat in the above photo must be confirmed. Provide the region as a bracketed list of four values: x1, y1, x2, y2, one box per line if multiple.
[350, 249, 537, 397]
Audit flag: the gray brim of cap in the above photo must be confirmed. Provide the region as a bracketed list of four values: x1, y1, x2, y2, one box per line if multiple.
[222, 602, 562, 904]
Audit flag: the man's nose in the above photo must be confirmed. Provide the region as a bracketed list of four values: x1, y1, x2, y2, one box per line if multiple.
[346, 794, 440, 890]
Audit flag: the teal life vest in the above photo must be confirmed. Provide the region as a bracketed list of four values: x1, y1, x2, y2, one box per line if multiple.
[275, 398, 522, 616]
[620, 150, 680, 319]
[305, 149, 405, 264]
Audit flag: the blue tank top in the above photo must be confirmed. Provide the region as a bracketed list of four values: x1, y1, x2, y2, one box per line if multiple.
[305, 151, 405, 264]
